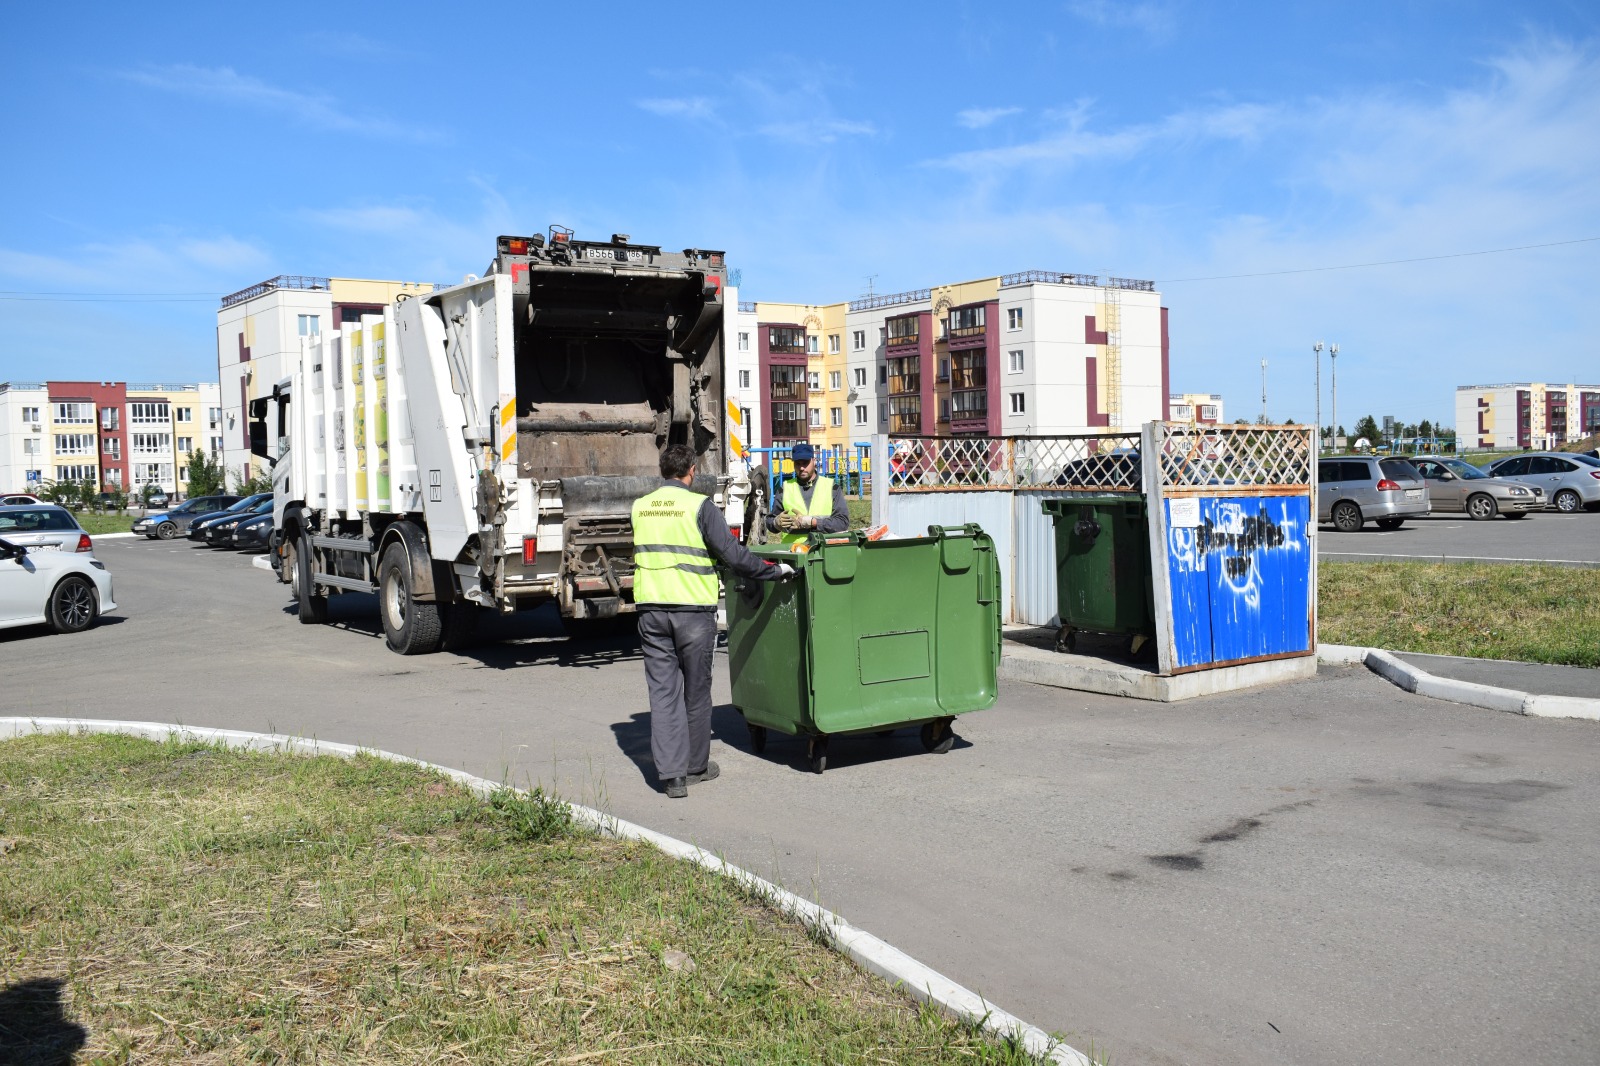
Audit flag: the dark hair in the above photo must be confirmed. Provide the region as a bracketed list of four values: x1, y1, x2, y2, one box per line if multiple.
[659, 444, 697, 479]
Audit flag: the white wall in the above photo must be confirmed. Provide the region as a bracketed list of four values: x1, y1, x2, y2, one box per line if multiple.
[0, 385, 49, 494]
[218, 290, 333, 481]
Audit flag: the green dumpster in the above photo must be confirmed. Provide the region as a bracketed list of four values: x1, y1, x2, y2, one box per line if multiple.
[726, 524, 1001, 774]
[1040, 496, 1155, 656]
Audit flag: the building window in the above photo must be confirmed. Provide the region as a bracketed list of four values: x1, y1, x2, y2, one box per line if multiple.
[808, 370, 822, 392]
[1172, 404, 1193, 420]
[103, 438, 121, 459]
[852, 330, 865, 351]
[853, 368, 867, 388]
[208, 407, 222, 428]
[888, 396, 921, 433]
[177, 436, 193, 454]
[771, 402, 805, 440]
[769, 326, 805, 354]
[131, 432, 172, 455]
[1010, 392, 1026, 415]
[740, 407, 751, 433]
[829, 370, 841, 391]
[951, 389, 987, 419]
[54, 403, 93, 424]
[99, 407, 119, 430]
[56, 464, 98, 482]
[1009, 350, 1024, 373]
[298, 314, 321, 337]
[879, 403, 887, 424]
[886, 315, 919, 347]
[938, 357, 949, 383]
[809, 407, 821, 428]
[738, 331, 750, 352]
[828, 334, 841, 353]
[829, 407, 842, 427]
[807, 335, 820, 355]
[770, 365, 806, 401]
[210, 436, 224, 454]
[104, 468, 122, 486]
[1200, 405, 1218, 420]
[854, 404, 868, 424]
[879, 365, 888, 385]
[21, 406, 40, 423]
[132, 462, 172, 485]
[939, 398, 950, 423]
[23, 438, 41, 455]
[1007, 307, 1023, 330]
[949, 305, 986, 334]
[738, 370, 751, 389]
[175, 407, 193, 422]
[54, 434, 94, 456]
[129, 402, 170, 424]
[177, 466, 188, 482]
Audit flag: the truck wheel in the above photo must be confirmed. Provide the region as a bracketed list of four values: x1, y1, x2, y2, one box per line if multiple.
[378, 542, 441, 654]
[294, 536, 328, 625]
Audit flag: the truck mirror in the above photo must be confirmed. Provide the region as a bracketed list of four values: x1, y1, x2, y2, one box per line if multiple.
[248, 418, 271, 460]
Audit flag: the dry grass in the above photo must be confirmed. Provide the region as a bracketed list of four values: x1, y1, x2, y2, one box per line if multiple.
[1319, 561, 1600, 667]
[0, 734, 1061, 1065]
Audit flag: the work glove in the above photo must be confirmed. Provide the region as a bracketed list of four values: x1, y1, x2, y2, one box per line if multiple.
[775, 511, 798, 531]
[772, 562, 797, 580]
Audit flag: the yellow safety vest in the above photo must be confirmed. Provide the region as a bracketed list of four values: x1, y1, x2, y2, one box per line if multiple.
[631, 483, 719, 606]
[779, 475, 835, 545]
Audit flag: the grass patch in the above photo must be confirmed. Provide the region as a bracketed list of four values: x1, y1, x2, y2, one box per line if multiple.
[72, 513, 136, 535]
[847, 498, 873, 529]
[1320, 562, 1600, 666]
[0, 734, 1068, 1065]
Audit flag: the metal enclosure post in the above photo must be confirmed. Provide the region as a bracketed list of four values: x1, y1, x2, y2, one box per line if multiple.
[1142, 421, 1177, 676]
[870, 432, 889, 529]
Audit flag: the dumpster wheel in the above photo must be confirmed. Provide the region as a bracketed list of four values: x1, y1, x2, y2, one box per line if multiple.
[747, 723, 768, 754]
[807, 736, 828, 775]
[1055, 625, 1077, 653]
[920, 718, 956, 755]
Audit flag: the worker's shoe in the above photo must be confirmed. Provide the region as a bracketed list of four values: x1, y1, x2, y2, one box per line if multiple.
[687, 761, 720, 786]
[664, 777, 689, 799]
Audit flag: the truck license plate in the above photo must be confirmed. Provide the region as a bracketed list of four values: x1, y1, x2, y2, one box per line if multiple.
[584, 248, 645, 263]
[1405, 489, 1423, 500]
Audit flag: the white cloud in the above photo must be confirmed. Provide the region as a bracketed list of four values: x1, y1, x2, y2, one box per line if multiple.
[1065, 0, 1177, 42]
[637, 97, 717, 121]
[757, 117, 876, 143]
[957, 106, 1023, 129]
[120, 64, 436, 142]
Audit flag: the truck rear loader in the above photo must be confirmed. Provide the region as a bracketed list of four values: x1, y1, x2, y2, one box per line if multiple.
[249, 228, 740, 654]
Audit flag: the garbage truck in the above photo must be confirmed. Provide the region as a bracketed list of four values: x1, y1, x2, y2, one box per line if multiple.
[249, 228, 742, 653]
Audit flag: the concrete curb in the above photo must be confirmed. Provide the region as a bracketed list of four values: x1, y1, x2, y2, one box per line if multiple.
[1321, 552, 1600, 570]
[0, 717, 1093, 1066]
[1317, 645, 1600, 721]
[93, 532, 139, 540]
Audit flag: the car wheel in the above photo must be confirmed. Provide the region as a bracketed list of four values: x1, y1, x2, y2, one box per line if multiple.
[378, 542, 442, 654]
[1375, 517, 1404, 530]
[155, 522, 177, 540]
[1554, 490, 1581, 514]
[1332, 500, 1363, 532]
[1466, 494, 1498, 521]
[48, 575, 99, 633]
[294, 535, 328, 625]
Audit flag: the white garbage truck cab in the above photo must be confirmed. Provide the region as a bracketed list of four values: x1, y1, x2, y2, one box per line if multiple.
[250, 228, 738, 653]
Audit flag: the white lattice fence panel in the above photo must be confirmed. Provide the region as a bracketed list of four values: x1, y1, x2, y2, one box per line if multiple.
[888, 433, 1143, 491]
[1154, 424, 1313, 491]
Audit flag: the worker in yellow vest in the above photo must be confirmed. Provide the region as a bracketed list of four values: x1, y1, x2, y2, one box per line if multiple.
[633, 444, 795, 798]
[766, 442, 850, 543]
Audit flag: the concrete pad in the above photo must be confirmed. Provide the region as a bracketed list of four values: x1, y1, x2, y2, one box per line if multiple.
[1000, 638, 1316, 702]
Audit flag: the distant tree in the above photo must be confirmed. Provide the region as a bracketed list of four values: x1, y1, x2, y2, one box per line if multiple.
[1418, 419, 1434, 438]
[186, 449, 226, 499]
[107, 488, 128, 514]
[140, 483, 161, 506]
[231, 464, 272, 496]
[1234, 418, 1251, 425]
[1353, 415, 1382, 447]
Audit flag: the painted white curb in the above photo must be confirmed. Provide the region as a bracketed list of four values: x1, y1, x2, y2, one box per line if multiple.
[93, 532, 139, 540]
[1, 717, 1093, 1066]
[1317, 646, 1600, 721]
[251, 555, 274, 572]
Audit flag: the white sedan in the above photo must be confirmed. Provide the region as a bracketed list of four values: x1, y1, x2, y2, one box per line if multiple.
[0, 536, 117, 633]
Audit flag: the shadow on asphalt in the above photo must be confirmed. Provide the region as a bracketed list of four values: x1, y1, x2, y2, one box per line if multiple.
[0, 614, 128, 645]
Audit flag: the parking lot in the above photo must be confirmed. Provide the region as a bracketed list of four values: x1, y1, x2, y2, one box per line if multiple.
[6, 536, 1598, 1065]
[1318, 508, 1600, 566]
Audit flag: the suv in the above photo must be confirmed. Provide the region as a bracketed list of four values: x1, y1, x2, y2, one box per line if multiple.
[132, 495, 240, 540]
[1318, 456, 1430, 531]
[1485, 452, 1600, 513]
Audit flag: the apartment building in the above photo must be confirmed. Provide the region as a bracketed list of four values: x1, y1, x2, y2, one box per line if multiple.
[1456, 382, 1600, 451]
[740, 270, 1169, 450]
[216, 275, 435, 482]
[0, 380, 222, 495]
[1169, 393, 1224, 424]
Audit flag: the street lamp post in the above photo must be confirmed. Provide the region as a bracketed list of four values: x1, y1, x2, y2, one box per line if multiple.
[1260, 358, 1268, 423]
[1329, 343, 1339, 453]
[1313, 341, 1323, 452]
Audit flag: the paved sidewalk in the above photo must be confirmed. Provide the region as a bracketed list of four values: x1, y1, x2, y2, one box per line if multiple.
[1394, 651, 1600, 699]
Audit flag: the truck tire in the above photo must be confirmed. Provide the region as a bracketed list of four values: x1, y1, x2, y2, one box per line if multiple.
[378, 542, 442, 654]
[294, 535, 328, 625]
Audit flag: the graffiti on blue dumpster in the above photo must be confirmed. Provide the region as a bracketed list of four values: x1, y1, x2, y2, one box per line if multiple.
[1165, 496, 1312, 668]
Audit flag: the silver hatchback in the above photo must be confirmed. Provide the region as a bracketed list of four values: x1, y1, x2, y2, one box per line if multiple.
[1318, 456, 1431, 531]
[1410, 457, 1542, 520]
[1485, 452, 1600, 513]
[0, 504, 94, 554]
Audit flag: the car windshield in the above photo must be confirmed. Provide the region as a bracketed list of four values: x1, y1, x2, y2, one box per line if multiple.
[1443, 459, 1489, 479]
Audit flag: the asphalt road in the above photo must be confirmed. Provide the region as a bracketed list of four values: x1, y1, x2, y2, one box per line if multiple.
[1318, 509, 1600, 566]
[7, 538, 1600, 1066]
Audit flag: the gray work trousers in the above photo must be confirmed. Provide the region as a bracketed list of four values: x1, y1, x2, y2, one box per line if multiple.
[638, 609, 717, 781]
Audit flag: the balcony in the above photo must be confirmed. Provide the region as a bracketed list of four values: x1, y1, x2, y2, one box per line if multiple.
[769, 382, 807, 402]
[890, 412, 923, 434]
[950, 365, 985, 391]
[951, 390, 988, 421]
[771, 419, 806, 440]
[887, 375, 921, 396]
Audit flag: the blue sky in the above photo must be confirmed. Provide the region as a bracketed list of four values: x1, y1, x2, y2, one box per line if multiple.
[2, 1, 1597, 432]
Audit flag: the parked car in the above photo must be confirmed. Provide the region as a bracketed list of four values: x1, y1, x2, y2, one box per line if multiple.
[0, 504, 95, 554]
[202, 497, 274, 547]
[1484, 452, 1600, 513]
[1410, 457, 1542, 520]
[188, 493, 272, 543]
[133, 495, 239, 540]
[1317, 456, 1431, 531]
[229, 511, 274, 551]
[144, 492, 170, 508]
[1, 494, 45, 506]
[0, 534, 116, 634]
